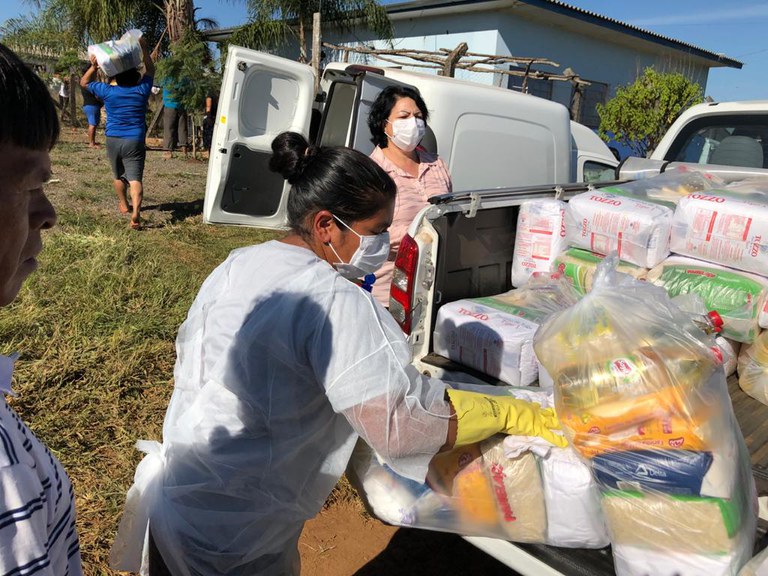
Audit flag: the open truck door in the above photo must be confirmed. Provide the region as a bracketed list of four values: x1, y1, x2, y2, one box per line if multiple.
[204, 47, 315, 229]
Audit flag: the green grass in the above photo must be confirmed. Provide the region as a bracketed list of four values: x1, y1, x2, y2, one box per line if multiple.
[0, 202, 278, 574]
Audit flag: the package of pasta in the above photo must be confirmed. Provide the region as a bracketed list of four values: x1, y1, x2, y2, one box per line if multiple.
[432, 274, 578, 386]
[737, 330, 768, 406]
[670, 191, 768, 276]
[533, 256, 757, 576]
[346, 386, 609, 548]
[601, 166, 719, 208]
[648, 255, 768, 342]
[553, 248, 648, 295]
[564, 190, 674, 268]
[511, 199, 567, 287]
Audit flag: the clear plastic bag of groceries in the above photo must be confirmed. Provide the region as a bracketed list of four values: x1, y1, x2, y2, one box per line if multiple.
[533, 256, 758, 576]
[737, 330, 768, 406]
[347, 385, 609, 548]
[88, 29, 143, 77]
[600, 166, 720, 207]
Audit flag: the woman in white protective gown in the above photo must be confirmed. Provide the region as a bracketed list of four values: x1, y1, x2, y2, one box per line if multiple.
[110, 131, 566, 576]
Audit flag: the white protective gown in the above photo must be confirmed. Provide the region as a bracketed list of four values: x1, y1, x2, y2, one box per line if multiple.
[110, 240, 451, 576]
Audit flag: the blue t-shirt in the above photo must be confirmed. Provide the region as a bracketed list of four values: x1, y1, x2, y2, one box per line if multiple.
[162, 86, 180, 109]
[87, 75, 153, 140]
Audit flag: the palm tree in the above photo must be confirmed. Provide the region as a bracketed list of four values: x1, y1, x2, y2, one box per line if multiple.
[231, 0, 393, 63]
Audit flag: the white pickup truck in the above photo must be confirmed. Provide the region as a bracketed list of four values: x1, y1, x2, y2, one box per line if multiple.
[388, 101, 768, 574]
[204, 45, 768, 574]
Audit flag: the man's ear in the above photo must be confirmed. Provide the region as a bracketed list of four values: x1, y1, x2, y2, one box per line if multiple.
[312, 210, 335, 245]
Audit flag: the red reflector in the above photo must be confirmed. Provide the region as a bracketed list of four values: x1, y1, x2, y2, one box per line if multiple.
[395, 234, 419, 276]
[390, 234, 419, 334]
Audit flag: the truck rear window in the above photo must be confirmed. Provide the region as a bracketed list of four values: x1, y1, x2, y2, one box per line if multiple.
[665, 114, 768, 169]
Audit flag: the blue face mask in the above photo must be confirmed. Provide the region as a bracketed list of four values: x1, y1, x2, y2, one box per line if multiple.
[328, 215, 390, 280]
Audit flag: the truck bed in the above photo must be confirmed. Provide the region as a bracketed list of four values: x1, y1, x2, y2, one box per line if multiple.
[422, 353, 768, 575]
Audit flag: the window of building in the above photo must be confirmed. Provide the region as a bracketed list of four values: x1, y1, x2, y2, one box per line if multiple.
[508, 65, 553, 100]
[574, 80, 608, 128]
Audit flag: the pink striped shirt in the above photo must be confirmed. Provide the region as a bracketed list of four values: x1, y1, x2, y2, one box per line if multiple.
[370, 146, 452, 306]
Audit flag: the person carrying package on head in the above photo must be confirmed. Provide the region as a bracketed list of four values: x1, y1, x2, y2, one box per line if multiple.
[161, 78, 188, 159]
[109, 131, 567, 576]
[367, 86, 452, 307]
[0, 42, 84, 576]
[80, 32, 154, 231]
[80, 63, 103, 148]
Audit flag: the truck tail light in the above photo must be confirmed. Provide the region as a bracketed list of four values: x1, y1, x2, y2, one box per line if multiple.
[389, 234, 419, 334]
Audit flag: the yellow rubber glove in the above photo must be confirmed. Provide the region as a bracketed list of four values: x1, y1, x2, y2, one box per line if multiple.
[446, 389, 568, 448]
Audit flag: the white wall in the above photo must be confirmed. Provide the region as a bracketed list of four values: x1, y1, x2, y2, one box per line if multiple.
[322, 6, 711, 120]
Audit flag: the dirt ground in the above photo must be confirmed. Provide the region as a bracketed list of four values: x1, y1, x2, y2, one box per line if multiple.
[299, 501, 516, 576]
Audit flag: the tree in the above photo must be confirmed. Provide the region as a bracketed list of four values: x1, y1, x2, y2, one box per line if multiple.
[597, 67, 703, 157]
[231, 0, 393, 63]
[156, 28, 220, 122]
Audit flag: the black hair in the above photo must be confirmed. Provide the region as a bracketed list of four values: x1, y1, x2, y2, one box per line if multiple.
[114, 68, 141, 87]
[367, 85, 429, 149]
[0, 43, 59, 150]
[269, 132, 397, 238]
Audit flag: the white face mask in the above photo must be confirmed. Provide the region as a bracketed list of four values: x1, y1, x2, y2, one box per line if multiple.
[329, 215, 390, 280]
[387, 116, 426, 152]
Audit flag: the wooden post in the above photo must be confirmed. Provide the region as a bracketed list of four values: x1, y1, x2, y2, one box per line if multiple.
[440, 42, 468, 77]
[312, 12, 321, 95]
[68, 73, 79, 127]
[564, 67, 583, 122]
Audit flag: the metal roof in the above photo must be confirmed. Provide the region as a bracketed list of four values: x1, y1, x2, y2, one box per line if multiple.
[385, 0, 742, 69]
[202, 0, 742, 69]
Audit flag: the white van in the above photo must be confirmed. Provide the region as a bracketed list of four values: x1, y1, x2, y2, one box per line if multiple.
[203, 47, 617, 229]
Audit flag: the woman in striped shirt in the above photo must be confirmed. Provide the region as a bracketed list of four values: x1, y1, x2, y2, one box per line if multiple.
[368, 85, 453, 307]
[0, 43, 83, 576]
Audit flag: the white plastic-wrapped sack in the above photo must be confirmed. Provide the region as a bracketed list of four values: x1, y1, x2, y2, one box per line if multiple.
[553, 247, 648, 295]
[614, 530, 754, 576]
[564, 191, 673, 268]
[88, 29, 143, 78]
[671, 192, 768, 276]
[511, 199, 567, 287]
[433, 275, 578, 386]
[737, 331, 768, 406]
[534, 257, 757, 575]
[348, 386, 609, 548]
[535, 444, 609, 547]
[648, 255, 768, 342]
[433, 299, 539, 386]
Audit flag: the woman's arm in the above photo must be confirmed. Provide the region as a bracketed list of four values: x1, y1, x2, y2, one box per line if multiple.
[80, 56, 98, 88]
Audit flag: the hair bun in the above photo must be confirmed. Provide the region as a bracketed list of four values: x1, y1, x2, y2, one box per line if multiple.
[269, 131, 316, 183]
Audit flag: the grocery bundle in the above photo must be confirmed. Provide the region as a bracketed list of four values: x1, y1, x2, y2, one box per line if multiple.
[433, 275, 579, 386]
[348, 387, 609, 548]
[87, 29, 144, 78]
[534, 260, 757, 575]
[515, 170, 768, 405]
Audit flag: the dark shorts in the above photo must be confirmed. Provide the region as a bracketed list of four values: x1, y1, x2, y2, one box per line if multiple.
[83, 104, 102, 127]
[106, 136, 146, 182]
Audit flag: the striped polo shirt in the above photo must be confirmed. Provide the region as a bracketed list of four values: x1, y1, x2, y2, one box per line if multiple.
[370, 146, 452, 306]
[0, 355, 83, 576]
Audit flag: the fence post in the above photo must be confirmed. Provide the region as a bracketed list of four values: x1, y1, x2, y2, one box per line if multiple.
[440, 42, 468, 77]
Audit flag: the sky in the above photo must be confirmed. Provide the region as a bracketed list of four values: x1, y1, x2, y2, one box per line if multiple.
[1, 0, 765, 101]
